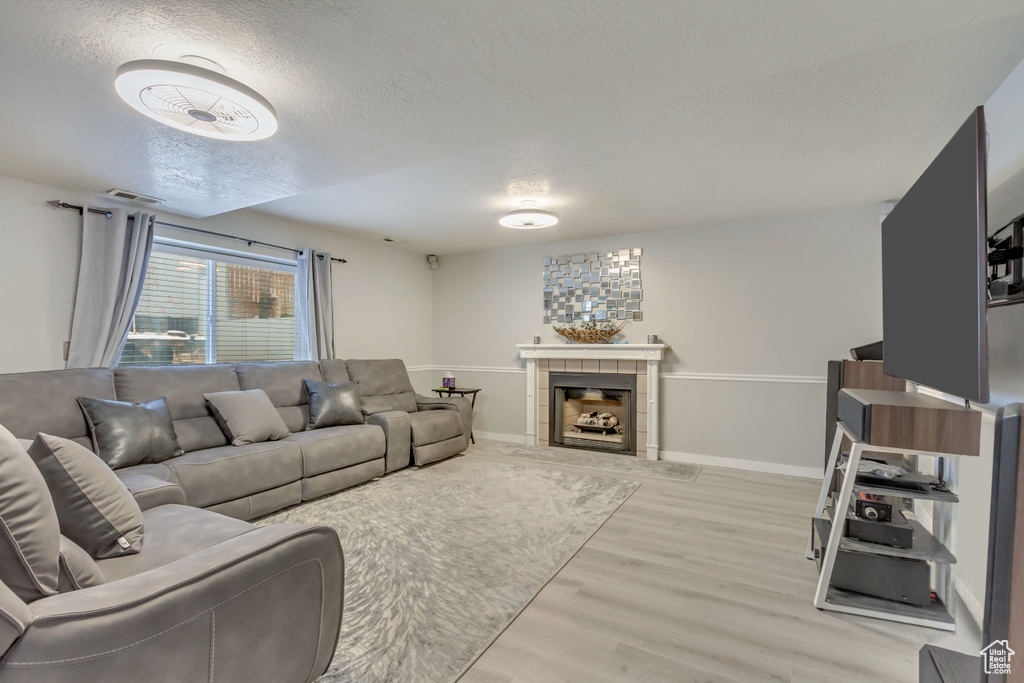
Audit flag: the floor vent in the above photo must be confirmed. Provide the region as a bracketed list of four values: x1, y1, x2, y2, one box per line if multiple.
[106, 188, 164, 205]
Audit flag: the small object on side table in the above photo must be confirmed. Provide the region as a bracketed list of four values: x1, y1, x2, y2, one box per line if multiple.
[432, 387, 481, 444]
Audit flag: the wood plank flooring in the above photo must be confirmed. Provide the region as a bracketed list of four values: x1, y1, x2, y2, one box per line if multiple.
[459, 445, 980, 683]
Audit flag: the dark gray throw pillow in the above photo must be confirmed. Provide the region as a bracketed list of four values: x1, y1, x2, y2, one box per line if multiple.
[77, 396, 183, 469]
[28, 434, 144, 559]
[303, 379, 364, 430]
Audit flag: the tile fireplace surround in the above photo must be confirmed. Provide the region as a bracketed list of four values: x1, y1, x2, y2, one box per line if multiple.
[517, 344, 666, 460]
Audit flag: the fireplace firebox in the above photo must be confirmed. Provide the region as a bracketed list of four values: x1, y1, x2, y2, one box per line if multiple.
[549, 372, 636, 454]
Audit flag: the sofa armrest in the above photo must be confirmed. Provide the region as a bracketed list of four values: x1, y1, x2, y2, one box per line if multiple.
[0, 581, 31, 661]
[116, 473, 187, 511]
[416, 395, 473, 442]
[366, 411, 411, 473]
[1, 524, 343, 683]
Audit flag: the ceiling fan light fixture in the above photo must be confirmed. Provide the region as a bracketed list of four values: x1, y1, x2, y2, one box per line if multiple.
[114, 59, 278, 141]
[499, 208, 559, 229]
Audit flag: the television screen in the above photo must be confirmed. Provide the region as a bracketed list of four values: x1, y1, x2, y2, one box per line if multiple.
[882, 106, 989, 403]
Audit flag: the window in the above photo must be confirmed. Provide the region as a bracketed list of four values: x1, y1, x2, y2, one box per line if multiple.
[119, 239, 300, 366]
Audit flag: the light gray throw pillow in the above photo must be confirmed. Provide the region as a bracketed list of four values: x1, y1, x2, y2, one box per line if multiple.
[303, 379, 364, 429]
[204, 389, 290, 446]
[28, 434, 144, 559]
[57, 534, 105, 592]
[0, 424, 60, 602]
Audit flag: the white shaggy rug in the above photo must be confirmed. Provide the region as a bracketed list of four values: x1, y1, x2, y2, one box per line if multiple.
[257, 454, 638, 682]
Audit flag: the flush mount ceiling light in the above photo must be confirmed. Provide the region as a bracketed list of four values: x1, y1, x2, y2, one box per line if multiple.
[499, 201, 559, 229]
[114, 59, 277, 141]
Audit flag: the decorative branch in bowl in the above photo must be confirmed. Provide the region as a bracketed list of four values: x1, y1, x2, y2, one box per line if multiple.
[552, 319, 628, 343]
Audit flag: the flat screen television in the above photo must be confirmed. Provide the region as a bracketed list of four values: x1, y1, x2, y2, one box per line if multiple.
[882, 106, 989, 403]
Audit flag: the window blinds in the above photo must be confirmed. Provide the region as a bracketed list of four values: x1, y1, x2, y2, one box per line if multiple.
[120, 246, 297, 367]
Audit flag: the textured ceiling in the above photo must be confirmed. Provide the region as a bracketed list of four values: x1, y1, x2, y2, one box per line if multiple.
[1, 1, 1024, 253]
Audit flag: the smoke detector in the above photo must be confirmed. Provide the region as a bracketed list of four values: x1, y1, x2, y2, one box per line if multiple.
[114, 59, 277, 141]
[106, 188, 164, 205]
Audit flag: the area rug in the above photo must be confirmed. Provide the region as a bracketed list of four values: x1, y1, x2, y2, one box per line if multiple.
[469, 440, 701, 483]
[256, 456, 638, 683]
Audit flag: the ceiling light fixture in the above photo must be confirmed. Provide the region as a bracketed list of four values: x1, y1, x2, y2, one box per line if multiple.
[499, 200, 559, 229]
[114, 59, 278, 141]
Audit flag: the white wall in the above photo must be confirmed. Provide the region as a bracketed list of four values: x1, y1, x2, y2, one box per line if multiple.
[0, 174, 435, 393]
[432, 205, 885, 473]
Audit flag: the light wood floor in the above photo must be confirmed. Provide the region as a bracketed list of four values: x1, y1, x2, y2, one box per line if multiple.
[459, 444, 980, 683]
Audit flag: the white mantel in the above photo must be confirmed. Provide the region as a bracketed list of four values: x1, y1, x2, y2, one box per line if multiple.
[517, 343, 666, 460]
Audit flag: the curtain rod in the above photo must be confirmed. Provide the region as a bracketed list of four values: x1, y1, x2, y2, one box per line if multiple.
[46, 200, 347, 264]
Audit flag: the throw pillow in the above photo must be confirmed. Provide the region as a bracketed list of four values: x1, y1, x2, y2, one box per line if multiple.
[77, 396, 184, 469]
[203, 389, 290, 446]
[0, 424, 60, 602]
[28, 434, 144, 559]
[303, 379, 364, 430]
[57, 534, 105, 592]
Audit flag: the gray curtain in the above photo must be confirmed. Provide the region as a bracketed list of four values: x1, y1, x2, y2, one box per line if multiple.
[296, 249, 335, 360]
[66, 208, 155, 369]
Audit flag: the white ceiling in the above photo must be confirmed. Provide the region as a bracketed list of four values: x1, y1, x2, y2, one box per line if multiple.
[2, 1, 1024, 254]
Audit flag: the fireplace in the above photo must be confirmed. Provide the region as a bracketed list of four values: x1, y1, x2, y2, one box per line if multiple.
[518, 343, 665, 459]
[549, 372, 636, 454]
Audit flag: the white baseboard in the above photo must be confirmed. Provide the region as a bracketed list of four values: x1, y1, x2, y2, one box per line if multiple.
[660, 449, 823, 480]
[473, 431, 527, 444]
[955, 574, 984, 631]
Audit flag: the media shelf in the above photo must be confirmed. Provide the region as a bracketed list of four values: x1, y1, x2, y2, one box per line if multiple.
[825, 587, 955, 628]
[852, 482, 959, 504]
[840, 515, 956, 564]
[836, 462, 961, 503]
[815, 508, 957, 564]
[807, 389, 980, 631]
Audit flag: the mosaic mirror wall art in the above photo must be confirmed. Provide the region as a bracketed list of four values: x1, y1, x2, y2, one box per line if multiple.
[542, 248, 643, 324]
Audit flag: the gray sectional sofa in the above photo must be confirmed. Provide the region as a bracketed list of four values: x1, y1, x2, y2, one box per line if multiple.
[0, 358, 471, 681]
[0, 358, 472, 521]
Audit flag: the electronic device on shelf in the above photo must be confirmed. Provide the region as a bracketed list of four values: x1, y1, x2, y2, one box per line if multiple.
[846, 508, 914, 549]
[854, 493, 892, 522]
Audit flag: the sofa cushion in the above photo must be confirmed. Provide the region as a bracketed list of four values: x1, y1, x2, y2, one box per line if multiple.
[285, 424, 386, 477]
[204, 389, 291, 446]
[28, 435, 144, 559]
[76, 397, 183, 468]
[167, 440, 302, 508]
[0, 424, 60, 602]
[0, 368, 115, 448]
[95, 504, 254, 582]
[345, 359, 418, 414]
[235, 361, 324, 433]
[303, 380, 363, 430]
[408, 410, 464, 447]
[57, 535, 105, 592]
[319, 359, 350, 384]
[116, 472, 187, 510]
[114, 364, 240, 453]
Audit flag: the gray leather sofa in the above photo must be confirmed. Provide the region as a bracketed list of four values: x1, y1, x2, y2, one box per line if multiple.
[0, 359, 470, 520]
[0, 357, 471, 681]
[0, 506, 343, 682]
[335, 359, 473, 467]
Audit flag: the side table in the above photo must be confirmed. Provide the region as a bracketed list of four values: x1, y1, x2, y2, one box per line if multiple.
[432, 387, 480, 444]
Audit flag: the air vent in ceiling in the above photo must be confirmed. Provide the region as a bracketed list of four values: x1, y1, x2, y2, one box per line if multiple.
[106, 188, 164, 205]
